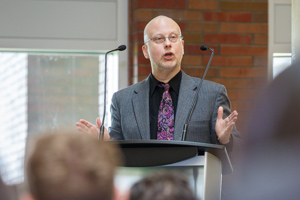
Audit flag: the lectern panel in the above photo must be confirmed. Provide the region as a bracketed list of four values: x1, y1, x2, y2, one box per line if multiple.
[115, 166, 204, 199]
[111, 141, 227, 200]
[122, 146, 198, 167]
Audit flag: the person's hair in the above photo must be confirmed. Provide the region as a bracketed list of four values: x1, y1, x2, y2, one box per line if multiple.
[130, 170, 198, 200]
[26, 132, 121, 200]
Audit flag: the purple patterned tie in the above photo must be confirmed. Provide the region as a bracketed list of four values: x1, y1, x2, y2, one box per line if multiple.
[157, 83, 175, 140]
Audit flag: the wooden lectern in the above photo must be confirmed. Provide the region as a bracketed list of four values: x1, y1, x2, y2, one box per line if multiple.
[110, 140, 232, 200]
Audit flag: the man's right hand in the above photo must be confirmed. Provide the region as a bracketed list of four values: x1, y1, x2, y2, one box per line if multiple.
[75, 117, 110, 141]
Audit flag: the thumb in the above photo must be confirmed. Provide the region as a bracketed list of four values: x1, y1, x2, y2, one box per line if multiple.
[96, 117, 102, 128]
[217, 106, 223, 120]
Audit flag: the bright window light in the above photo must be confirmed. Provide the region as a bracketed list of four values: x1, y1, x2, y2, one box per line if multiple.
[273, 53, 292, 79]
[0, 52, 119, 185]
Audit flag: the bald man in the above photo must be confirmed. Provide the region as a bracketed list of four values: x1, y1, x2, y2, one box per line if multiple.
[76, 15, 241, 155]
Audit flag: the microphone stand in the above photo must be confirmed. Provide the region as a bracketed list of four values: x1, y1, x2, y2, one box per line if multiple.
[99, 45, 126, 141]
[181, 45, 214, 141]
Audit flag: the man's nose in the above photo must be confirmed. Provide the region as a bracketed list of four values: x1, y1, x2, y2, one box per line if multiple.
[164, 37, 172, 48]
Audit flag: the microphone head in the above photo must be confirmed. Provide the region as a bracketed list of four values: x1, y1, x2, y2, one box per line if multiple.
[118, 45, 127, 51]
[200, 45, 208, 51]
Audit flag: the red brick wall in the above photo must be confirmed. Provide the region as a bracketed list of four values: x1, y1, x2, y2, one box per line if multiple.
[128, 0, 268, 132]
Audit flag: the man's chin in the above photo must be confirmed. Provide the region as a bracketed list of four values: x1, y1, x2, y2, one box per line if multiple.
[160, 63, 179, 70]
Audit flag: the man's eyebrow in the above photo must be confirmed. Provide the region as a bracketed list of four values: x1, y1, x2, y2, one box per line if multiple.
[153, 32, 179, 36]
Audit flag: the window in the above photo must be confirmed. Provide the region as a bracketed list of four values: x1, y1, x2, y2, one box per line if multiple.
[0, 52, 118, 184]
[0, 53, 27, 184]
[272, 53, 292, 78]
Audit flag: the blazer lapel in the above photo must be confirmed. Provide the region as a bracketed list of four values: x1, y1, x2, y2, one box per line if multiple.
[174, 71, 198, 140]
[132, 78, 151, 140]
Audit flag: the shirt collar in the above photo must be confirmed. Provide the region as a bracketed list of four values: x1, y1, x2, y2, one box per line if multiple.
[150, 70, 182, 96]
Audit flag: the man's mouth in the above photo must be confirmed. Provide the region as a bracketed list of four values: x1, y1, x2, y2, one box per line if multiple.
[164, 52, 174, 59]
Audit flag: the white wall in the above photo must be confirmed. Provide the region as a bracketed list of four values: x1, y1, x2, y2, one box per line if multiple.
[0, 0, 128, 87]
[268, 0, 291, 79]
[292, 0, 300, 64]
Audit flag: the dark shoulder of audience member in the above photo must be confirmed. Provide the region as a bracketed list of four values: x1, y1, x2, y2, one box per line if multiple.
[130, 170, 198, 200]
[0, 176, 17, 200]
[246, 63, 300, 145]
[233, 64, 300, 200]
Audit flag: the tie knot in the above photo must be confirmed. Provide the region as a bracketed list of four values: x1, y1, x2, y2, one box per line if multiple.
[157, 83, 170, 91]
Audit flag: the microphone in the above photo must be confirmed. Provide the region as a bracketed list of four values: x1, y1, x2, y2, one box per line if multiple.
[200, 45, 213, 51]
[181, 45, 214, 141]
[99, 45, 127, 141]
[199, 45, 214, 81]
[118, 45, 126, 51]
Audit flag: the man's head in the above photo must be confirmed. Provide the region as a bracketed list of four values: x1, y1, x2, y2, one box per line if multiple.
[130, 171, 198, 200]
[25, 132, 121, 200]
[142, 15, 184, 79]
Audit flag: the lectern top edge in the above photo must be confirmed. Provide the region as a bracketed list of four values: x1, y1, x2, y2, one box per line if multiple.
[109, 140, 233, 174]
[110, 139, 225, 150]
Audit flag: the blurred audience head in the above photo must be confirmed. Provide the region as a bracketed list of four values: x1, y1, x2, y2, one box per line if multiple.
[23, 132, 121, 200]
[130, 170, 198, 200]
[233, 63, 300, 200]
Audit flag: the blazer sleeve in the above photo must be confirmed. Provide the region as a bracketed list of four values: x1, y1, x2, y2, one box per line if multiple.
[108, 93, 125, 140]
[211, 85, 242, 158]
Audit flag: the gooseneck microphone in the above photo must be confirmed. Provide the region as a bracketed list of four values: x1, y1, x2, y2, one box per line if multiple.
[200, 45, 213, 51]
[117, 45, 127, 51]
[99, 45, 127, 141]
[199, 45, 214, 80]
[181, 45, 214, 141]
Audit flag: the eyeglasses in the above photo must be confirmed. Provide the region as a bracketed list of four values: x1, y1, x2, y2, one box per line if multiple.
[145, 34, 184, 44]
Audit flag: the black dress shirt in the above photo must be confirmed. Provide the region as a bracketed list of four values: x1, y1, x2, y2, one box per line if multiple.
[149, 71, 182, 139]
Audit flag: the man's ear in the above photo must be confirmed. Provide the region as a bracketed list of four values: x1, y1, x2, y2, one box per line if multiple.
[181, 39, 185, 55]
[20, 192, 36, 200]
[142, 44, 149, 59]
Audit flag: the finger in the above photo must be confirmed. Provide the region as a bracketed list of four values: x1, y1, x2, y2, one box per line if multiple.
[231, 110, 238, 118]
[232, 116, 238, 123]
[217, 106, 223, 120]
[75, 122, 81, 127]
[103, 128, 110, 141]
[227, 122, 235, 134]
[228, 112, 238, 123]
[96, 117, 102, 128]
[229, 120, 236, 129]
[79, 119, 87, 123]
[223, 122, 235, 137]
[75, 122, 87, 130]
[79, 119, 89, 126]
[226, 110, 238, 122]
[227, 115, 236, 123]
[80, 119, 93, 128]
[76, 126, 86, 133]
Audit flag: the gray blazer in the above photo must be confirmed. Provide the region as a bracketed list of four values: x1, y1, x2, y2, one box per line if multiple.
[109, 71, 241, 152]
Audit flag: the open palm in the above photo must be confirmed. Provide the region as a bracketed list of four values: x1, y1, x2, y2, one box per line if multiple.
[215, 106, 238, 144]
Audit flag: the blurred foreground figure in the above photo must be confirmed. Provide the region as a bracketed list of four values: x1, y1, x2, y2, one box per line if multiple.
[0, 176, 17, 200]
[22, 132, 122, 200]
[130, 171, 198, 200]
[231, 64, 300, 200]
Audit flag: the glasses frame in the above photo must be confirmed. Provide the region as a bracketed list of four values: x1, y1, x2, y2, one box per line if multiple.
[145, 34, 184, 44]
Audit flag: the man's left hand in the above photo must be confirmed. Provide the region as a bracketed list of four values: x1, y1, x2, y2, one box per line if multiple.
[215, 106, 238, 144]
